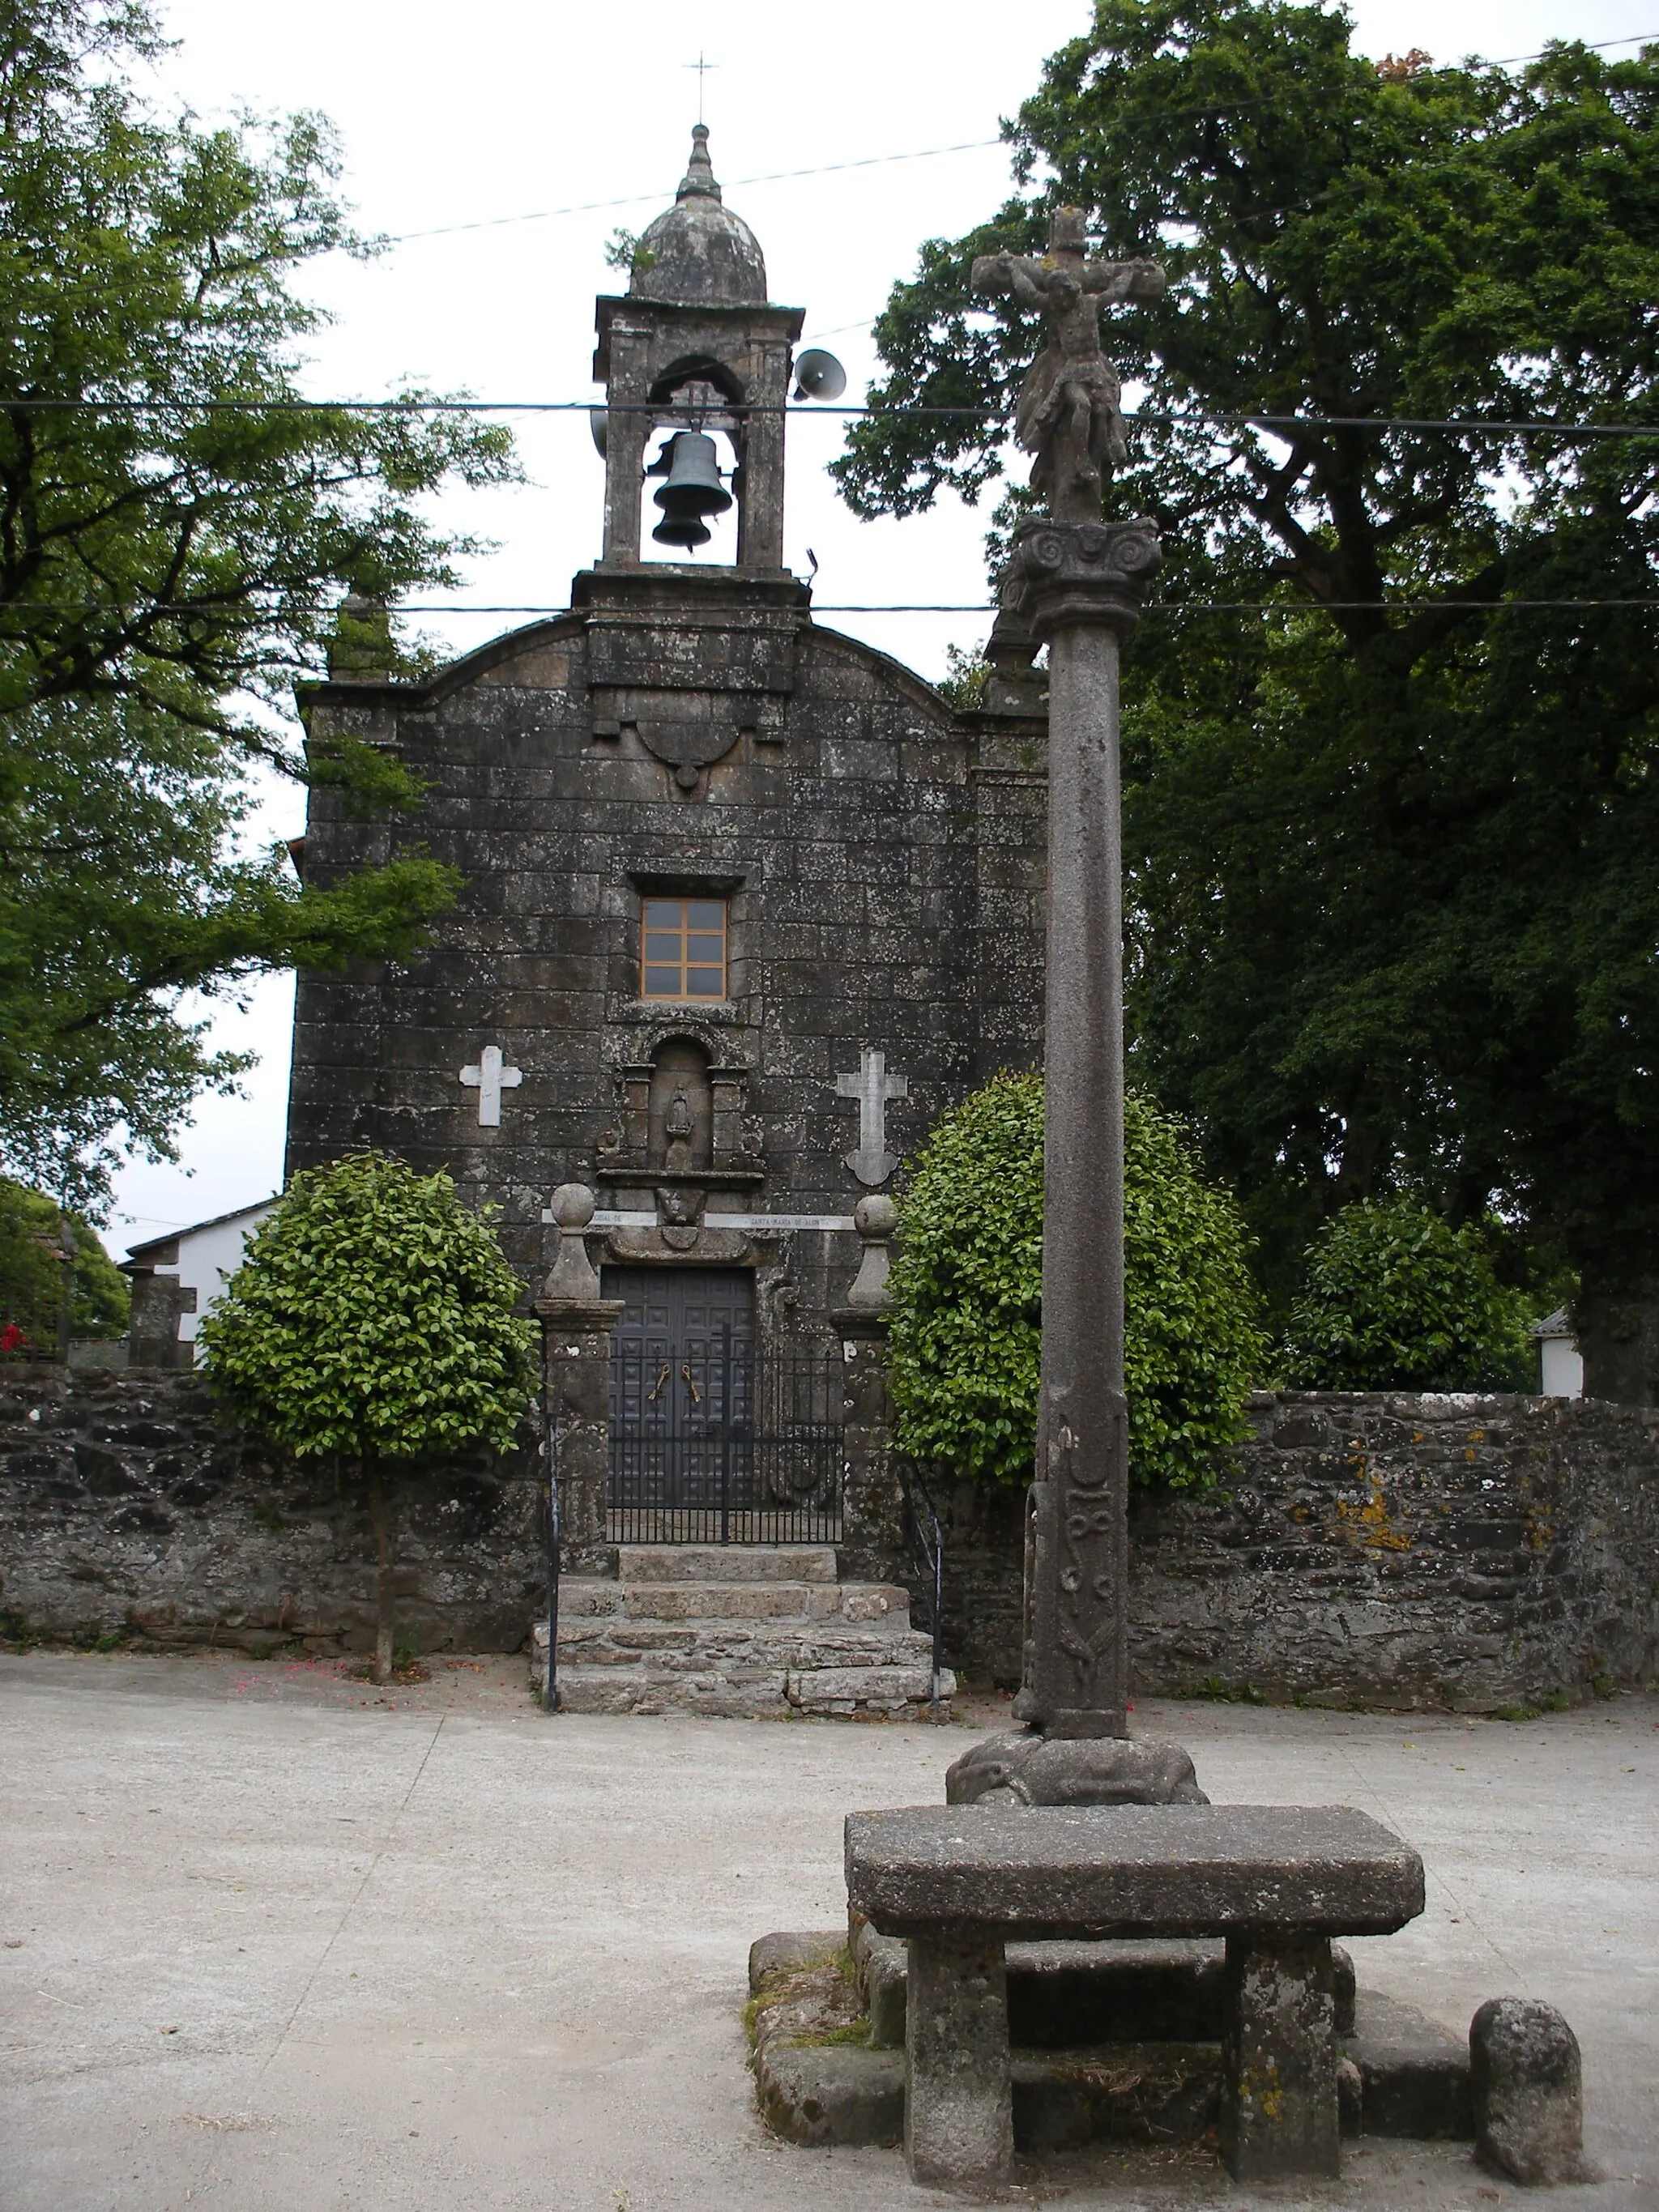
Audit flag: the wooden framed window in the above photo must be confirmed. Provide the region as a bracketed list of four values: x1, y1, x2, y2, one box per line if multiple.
[640, 895, 727, 1000]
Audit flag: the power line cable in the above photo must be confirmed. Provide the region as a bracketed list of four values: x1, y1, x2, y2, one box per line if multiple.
[4, 396, 1658, 440]
[1486, 31, 1657, 62]
[1, 598, 1653, 618]
[382, 139, 1004, 244]
[375, 32, 1658, 245]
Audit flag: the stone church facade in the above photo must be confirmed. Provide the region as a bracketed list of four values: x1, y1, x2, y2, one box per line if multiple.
[285, 130, 1048, 1568]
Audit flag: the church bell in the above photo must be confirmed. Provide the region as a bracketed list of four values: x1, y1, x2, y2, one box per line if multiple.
[650, 431, 732, 550]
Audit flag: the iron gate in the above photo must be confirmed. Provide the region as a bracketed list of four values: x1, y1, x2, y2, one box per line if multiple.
[603, 1268, 843, 1543]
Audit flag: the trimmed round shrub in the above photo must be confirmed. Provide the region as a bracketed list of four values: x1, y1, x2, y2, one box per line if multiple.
[198, 1152, 538, 1680]
[885, 1073, 1266, 1491]
[1282, 1197, 1533, 1391]
[198, 1151, 536, 1464]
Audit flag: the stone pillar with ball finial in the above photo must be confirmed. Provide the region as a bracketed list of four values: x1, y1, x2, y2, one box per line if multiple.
[535, 1183, 623, 1579]
[834, 1192, 908, 1588]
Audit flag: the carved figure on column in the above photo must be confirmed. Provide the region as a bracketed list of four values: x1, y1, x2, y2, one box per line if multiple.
[972, 209, 1164, 524]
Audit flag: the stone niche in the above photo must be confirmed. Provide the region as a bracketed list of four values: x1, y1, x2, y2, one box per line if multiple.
[649, 1038, 711, 1173]
[596, 1032, 761, 1197]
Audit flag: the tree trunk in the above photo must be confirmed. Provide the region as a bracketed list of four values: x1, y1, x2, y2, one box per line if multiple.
[368, 1460, 394, 1683]
[1573, 1276, 1659, 1406]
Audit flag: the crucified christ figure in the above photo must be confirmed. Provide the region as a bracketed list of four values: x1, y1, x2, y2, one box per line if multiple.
[973, 208, 1165, 523]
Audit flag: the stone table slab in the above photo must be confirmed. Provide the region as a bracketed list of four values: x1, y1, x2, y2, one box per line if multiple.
[846, 1802, 1425, 1941]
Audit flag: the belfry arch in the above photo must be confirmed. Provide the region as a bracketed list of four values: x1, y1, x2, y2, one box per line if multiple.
[592, 126, 803, 572]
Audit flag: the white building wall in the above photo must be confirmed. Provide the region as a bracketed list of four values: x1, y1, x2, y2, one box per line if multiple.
[1540, 1333, 1584, 1400]
[172, 1204, 275, 1345]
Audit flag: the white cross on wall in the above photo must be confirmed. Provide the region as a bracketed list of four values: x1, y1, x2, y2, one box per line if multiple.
[459, 1044, 522, 1127]
[836, 1047, 908, 1187]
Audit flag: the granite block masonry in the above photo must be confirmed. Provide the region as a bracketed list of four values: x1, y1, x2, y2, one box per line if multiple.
[284, 126, 1048, 1389]
[0, 1366, 541, 1656]
[5, 1372, 1657, 1707]
[273, 126, 1059, 1688]
[921, 1387, 1659, 1708]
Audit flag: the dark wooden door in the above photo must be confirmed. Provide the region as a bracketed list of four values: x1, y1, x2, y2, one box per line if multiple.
[603, 1268, 756, 1539]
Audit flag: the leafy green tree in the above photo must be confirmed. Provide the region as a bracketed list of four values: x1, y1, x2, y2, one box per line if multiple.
[0, 1174, 129, 1350]
[2, 694, 462, 1202]
[197, 1153, 538, 1681]
[1282, 1197, 1533, 1391]
[834, 0, 1659, 1393]
[0, 1, 514, 1205]
[885, 1072, 1265, 1490]
[935, 646, 993, 710]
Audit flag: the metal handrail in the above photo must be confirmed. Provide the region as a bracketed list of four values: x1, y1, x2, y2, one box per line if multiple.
[544, 1368, 562, 1715]
[900, 1466, 945, 1709]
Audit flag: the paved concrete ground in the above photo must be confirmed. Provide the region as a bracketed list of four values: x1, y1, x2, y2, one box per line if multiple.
[1, 1651, 1653, 2212]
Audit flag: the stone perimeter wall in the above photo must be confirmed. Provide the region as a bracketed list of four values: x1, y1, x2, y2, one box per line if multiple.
[4, 1370, 1657, 1708]
[0, 1366, 542, 1656]
[924, 1390, 1659, 1710]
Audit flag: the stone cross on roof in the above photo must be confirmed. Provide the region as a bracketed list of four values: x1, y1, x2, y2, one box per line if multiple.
[837, 1048, 906, 1187]
[459, 1044, 522, 1127]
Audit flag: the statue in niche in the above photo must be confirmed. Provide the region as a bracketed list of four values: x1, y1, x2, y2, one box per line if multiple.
[647, 1039, 712, 1174]
[663, 1082, 696, 1174]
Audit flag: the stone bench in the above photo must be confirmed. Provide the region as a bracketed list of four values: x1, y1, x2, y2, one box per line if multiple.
[845, 1801, 1425, 2189]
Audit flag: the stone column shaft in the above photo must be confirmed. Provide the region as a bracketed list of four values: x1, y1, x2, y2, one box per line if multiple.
[736, 356, 788, 570]
[1005, 519, 1161, 1742]
[539, 1307, 622, 1566]
[832, 1314, 905, 1588]
[537, 1184, 622, 1576]
[903, 1931, 1012, 2189]
[1030, 616, 1129, 1738]
[601, 355, 649, 565]
[1219, 1934, 1341, 2180]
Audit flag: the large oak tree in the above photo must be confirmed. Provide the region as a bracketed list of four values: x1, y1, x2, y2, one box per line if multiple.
[835, 0, 1659, 1399]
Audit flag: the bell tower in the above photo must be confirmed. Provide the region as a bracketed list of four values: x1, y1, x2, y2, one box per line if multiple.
[593, 128, 805, 573]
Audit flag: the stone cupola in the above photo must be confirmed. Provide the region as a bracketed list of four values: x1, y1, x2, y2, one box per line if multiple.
[594, 126, 804, 572]
[630, 125, 768, 308]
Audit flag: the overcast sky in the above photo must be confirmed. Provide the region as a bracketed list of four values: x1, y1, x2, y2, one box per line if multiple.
[106, 0, 1659, 1249]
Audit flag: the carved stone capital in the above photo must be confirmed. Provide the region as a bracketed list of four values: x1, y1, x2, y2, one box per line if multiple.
[1000, 518, 1162, 640]
[945, 1728, 1208, 1808]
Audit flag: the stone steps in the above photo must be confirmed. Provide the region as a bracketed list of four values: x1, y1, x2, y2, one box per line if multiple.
[620, 1543, 838, 1583]
[561, 1579, 912, 1625]
[528, 1544, 952, 1720]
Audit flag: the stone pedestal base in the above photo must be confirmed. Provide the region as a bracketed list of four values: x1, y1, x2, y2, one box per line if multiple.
[905, 1932, 1012, 2189]
[1219, 1934, 1340, 2179]
[945, 1727, 1207, 1807]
